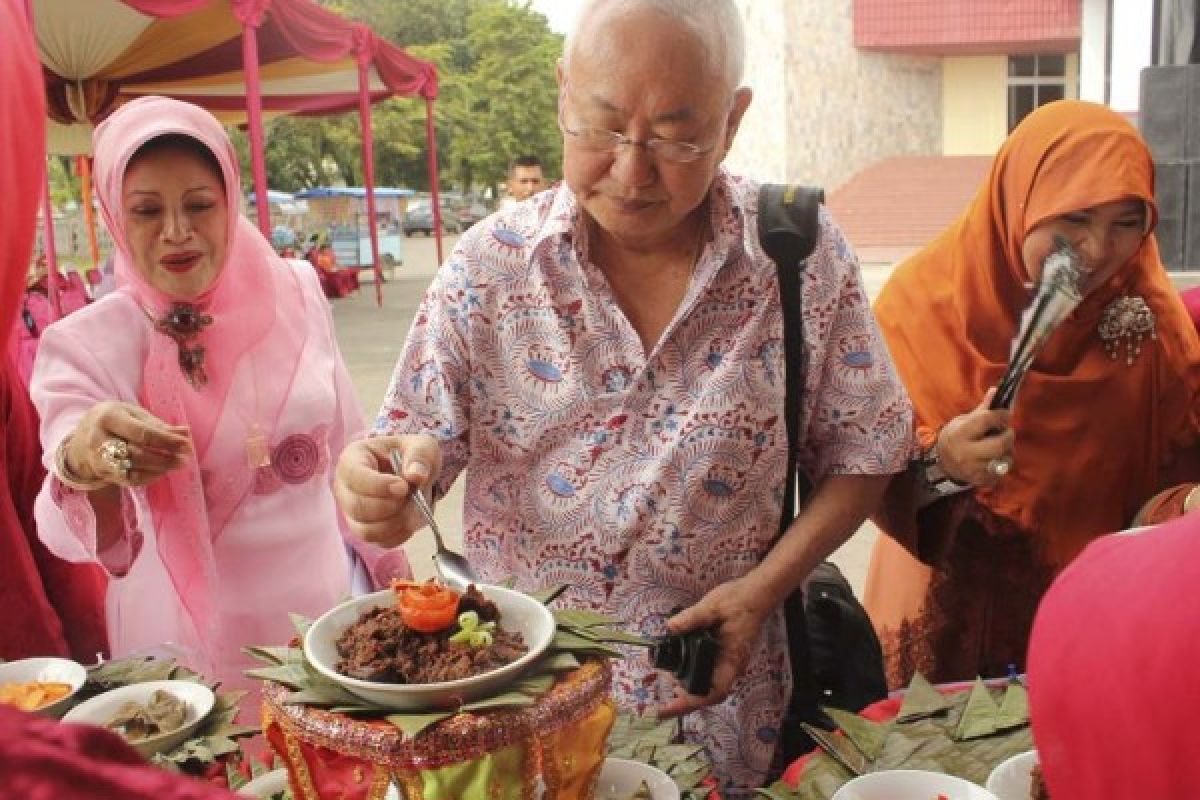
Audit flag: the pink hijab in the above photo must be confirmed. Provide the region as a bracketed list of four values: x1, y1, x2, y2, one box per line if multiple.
[91, 97, 308, 654]
[1028, 514, 1200, 797]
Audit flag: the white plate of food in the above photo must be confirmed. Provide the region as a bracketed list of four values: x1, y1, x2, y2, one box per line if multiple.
[594, 757, 679, 800]
[304, 582, 555, 711]
[0, 656, 87, 718]
[831, 769, 999, 800]
[986, 750, 1041, 800]
[63, 679, 215, 758]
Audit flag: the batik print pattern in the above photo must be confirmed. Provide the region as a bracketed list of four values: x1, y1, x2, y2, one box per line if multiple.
[376, 172, 911, 788]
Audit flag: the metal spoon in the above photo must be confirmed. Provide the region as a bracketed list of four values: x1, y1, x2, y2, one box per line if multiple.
[388, 450, 479, 591]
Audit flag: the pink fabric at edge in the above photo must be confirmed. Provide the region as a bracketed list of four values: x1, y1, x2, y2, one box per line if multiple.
[1028, 515, 1200, 798]
[0, 0, 43, 351]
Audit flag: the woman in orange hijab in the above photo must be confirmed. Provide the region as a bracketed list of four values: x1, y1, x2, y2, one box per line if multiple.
[864, 100, 1200, 688]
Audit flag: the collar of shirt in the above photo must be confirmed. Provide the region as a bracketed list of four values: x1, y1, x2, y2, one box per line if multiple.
[522, 167, 752, 276]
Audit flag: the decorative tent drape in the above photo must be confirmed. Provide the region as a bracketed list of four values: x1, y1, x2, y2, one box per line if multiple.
[34, 0, 442, 313]
[76, 157, 100, 271]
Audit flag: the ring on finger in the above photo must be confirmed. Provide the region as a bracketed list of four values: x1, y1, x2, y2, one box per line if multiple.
[99, 437, 132, 480]
[986, 456, 1013, 478]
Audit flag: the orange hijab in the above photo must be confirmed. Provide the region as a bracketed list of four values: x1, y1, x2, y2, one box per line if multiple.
[875, 100, 1200, 568]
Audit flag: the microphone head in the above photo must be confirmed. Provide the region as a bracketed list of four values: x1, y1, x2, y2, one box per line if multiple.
[1041, 235, 1084, 300]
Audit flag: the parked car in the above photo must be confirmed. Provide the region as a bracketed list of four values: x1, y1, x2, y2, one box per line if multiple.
[455, 201, 491, 229]
[403, 203, 461, 236]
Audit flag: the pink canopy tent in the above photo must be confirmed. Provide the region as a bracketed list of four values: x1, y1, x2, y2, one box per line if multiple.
[31, 0, 445, 313]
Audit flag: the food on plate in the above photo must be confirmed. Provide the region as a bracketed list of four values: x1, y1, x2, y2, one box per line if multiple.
[1030, 764, 1050, 799]
[335, 582, 528, 684]
[106, 689, 188, 741]
[0, 680, 73, 711]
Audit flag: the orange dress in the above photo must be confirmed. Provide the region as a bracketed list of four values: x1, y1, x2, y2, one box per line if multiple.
[865, 100, 1200, 688]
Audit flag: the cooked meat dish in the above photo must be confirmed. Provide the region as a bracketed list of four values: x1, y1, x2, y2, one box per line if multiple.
[335, 585, 528, 684]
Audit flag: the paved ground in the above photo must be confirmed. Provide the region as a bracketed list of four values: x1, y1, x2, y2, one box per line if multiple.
[331, 233, 894, 595]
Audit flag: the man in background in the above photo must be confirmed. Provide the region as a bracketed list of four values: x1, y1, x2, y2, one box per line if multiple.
[499, 154, 546, 209]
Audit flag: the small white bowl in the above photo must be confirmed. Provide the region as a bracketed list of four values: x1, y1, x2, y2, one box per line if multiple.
[63, 679, 215, 758]
[237, 768, 290, 798]
[0, 656, 87, 718]
[986, 750, 1039, 800]
[238, 769, 399, 799]
[304, 584, 556, 711]
[832, 769, 999, 800]
[594, 757, 680, 800]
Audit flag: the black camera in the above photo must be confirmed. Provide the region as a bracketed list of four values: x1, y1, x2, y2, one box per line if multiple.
[650, 627, 719, 697]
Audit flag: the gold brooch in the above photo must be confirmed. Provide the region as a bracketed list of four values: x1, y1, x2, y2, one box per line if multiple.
[1098, 295, 1156, 365]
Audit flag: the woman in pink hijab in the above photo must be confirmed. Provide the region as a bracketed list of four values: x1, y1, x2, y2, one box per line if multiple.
[1027, 513, 1200, 797]
[31, 96, 410, 701]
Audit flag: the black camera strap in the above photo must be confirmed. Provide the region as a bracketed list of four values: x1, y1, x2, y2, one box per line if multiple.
[757, 183, 826, 768]
[757, 183, 821, 521]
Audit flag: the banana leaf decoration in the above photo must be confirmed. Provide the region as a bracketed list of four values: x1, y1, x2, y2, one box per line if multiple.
[955, 678, 1004, 740]
[896, 672, 950, 722]
[766, 673, 1035, 799]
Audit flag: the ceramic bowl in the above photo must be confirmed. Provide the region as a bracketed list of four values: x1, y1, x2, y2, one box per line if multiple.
[986, 750, 1040, 800]
[594, 757, 680, 800]
[63, 679, 215, 758]
[237, 769, 291, 798]
[304, 584, 555, 711]
[237, 769, 399, 799]
[0, 656, 87, 718]
[832, 769, 999, 800]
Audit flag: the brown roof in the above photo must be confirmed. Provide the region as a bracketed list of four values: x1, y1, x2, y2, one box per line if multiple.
[855, 0, 1080, 55]
[828, 155, 992, 264]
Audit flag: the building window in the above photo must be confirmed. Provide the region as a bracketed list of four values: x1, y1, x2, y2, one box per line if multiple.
[1008, 54, 1067, 131]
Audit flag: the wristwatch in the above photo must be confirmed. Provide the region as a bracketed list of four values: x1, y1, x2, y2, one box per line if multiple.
[920, 443, 970, 497]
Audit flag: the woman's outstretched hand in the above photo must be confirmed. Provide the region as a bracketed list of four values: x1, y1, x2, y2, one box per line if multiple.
[65, 401, 192, 488]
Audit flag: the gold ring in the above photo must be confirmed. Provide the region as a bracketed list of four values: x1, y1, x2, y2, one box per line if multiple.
[986, 457, 1012, 478]
[99, 438, 131, 480]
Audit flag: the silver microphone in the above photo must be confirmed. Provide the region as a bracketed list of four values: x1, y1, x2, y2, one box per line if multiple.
[990, 235, 1085, 411]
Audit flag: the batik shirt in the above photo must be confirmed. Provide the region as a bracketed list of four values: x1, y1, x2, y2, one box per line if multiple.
[377, 170, 912, 788]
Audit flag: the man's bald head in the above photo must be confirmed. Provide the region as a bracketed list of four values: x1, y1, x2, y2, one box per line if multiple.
[564, 0, 746, 95]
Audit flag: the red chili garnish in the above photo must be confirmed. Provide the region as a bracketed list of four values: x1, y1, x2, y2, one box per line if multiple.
[392, 579, 460, 633]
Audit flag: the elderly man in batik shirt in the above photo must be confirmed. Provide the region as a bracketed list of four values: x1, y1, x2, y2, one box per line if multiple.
[335, 0, 912, 788]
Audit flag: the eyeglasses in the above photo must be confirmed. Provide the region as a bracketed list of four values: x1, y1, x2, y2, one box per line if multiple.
[559, 114, 714, 164]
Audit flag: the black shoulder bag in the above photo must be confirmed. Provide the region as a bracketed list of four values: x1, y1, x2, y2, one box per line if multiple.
[757, 184, 888, 771]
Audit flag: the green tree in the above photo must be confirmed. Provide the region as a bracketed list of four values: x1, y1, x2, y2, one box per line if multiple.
[455, 2, 562, 193]
[232, 115, 365, 192]
[311, 0, 562, 194]
[47, 155, 82, 210]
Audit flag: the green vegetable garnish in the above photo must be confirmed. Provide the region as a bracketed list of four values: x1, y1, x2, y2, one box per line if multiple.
[448, 610, 496, 647]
